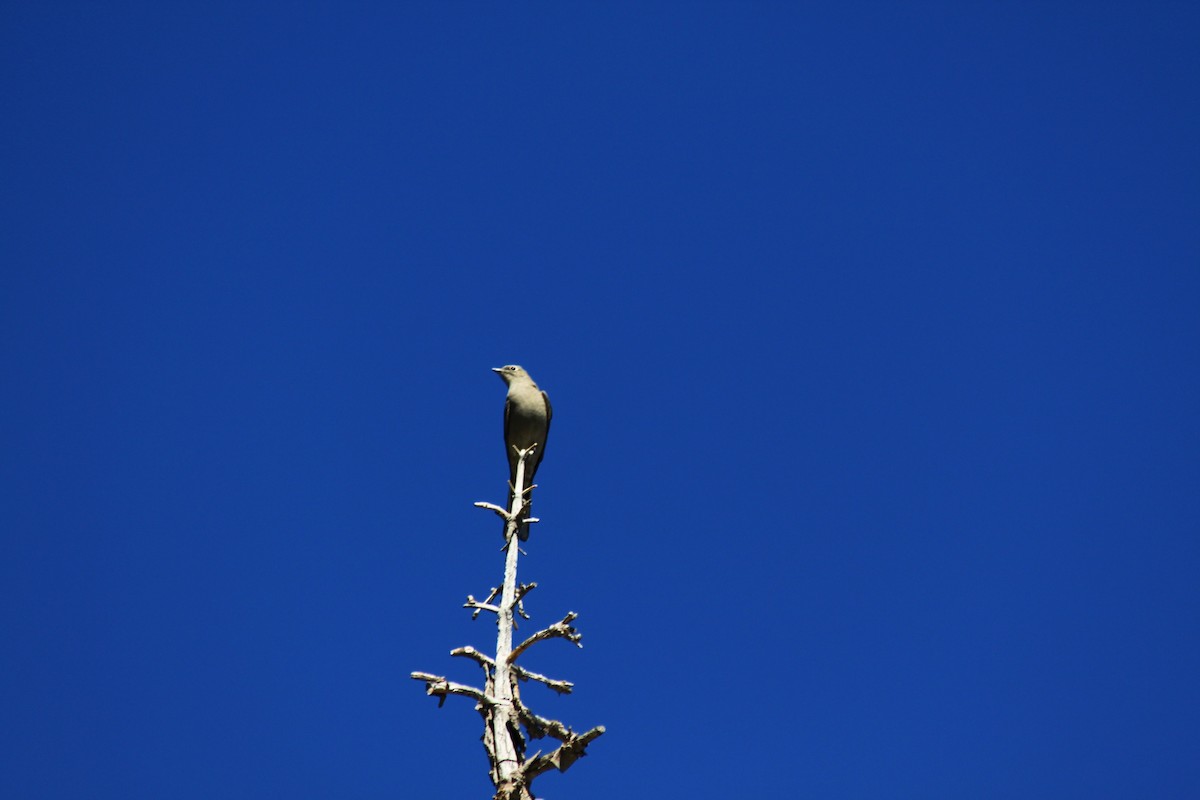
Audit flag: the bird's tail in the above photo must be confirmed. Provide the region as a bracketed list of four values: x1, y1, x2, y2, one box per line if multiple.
[506, 487, 532, 541]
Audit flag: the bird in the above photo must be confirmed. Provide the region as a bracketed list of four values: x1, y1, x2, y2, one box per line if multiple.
[492, 365, 552, 540]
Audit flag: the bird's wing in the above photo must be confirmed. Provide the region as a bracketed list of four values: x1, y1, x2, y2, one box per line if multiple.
[503, 394, 517, 477]
[530, 391, 552, 476]
[503, 393, 512, 442]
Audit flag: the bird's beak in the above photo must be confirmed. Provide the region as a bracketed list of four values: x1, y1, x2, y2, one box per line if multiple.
[491, 367, 503, 374]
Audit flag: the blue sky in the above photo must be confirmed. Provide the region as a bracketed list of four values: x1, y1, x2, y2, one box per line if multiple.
[2, 3, 1198, 798]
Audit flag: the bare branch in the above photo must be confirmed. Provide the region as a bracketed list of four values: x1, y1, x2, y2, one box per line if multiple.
[464, 588, 501, 617]
[474, 501, 511, 520]
[508, 612, 582, 663]
[522, 725, 606, 780]
[413, 419, 602, 797]
[511, 664, 574, 695]
[410, 672, 493, 707]
[514, 582, 536, 621]
[451, 646, 496, 676]
[512, 694, 577, 741]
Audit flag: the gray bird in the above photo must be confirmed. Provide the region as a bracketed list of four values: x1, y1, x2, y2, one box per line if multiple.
[493, 365, 552, 540]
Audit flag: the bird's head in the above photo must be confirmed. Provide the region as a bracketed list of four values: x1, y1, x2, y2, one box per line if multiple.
[492, 365, 529, 385]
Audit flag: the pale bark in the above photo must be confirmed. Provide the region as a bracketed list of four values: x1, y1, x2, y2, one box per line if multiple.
[411, 445, 604, 800]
